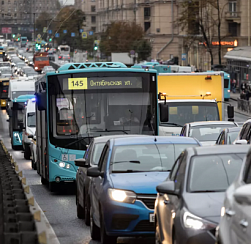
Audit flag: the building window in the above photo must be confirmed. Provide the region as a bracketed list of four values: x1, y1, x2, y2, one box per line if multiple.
[228, 22, 238, 36]
[91, 16, 96, 23]
[144, 7, 150, 20]
[91, 5, 96, 12]
[144, 22, 150, 32]
[229, 1, 237, 16]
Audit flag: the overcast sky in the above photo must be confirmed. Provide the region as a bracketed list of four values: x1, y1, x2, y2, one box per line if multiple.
[60, 0, 75, 5]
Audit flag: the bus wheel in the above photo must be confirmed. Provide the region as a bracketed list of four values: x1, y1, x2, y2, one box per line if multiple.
[49, 182, 59, 192]
[41, 176, 47, 185]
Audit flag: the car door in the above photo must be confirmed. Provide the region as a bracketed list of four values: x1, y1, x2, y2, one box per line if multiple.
[157, 153, 184, 244]
[92, 144, 109, 226]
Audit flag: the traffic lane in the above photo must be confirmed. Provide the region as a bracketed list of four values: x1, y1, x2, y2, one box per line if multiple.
[0, 110, 155, 244]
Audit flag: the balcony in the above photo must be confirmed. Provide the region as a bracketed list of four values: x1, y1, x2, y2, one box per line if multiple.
[225, 11, 241, 22]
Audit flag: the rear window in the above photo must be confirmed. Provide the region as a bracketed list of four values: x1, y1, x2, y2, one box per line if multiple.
[188, 153, 245, 192]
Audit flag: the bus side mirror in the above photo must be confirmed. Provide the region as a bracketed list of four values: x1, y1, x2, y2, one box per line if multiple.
[159, 103, 169, 122]
[227, 105, 234, 121]
[37, 92, 46, 111]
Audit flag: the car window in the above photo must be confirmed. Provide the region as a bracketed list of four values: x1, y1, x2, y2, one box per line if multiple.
[174, 153, 187, 190]
[239, 124, 247, 139]
[91, 142, 106, 165]
[242, 124, 250, 140]
[220, 132, 225, 144]
[244, 152, 251, 184]
[101, 148, 109, 172]
[169, 154, 183, 181]
[188, 153, 246, 192]
[98, 144, 108, 170]
[228, 131, 240, 144]
[84, 141, 93, 160]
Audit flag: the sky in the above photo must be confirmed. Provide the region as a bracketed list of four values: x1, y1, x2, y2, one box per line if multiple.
[60, 0, 75, 5]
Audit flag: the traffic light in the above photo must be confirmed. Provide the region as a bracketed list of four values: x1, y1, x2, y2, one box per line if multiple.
[18, 37, 20, 41]
[94, 43, 98, 51]
[49, 38, 52, 42]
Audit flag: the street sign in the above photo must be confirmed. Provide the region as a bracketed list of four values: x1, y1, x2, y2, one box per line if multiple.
[37, 38, 42, 43]
[182, 53, 186, 61]
[130, 50, 135, 55]
[55, 33, 59, 38]
[94, 40, 100, 45]
[43, 27, 47, 33]
[37, 34, 41, 38]
[71, 32, 75, 37]
[63, 30, 67, 34]
[1, 27, 12, 34]
[48, 30, 52, 34]
[89, 31, 93, 36]
[82, 32, 87, 39]
[79, 29, 83, 33]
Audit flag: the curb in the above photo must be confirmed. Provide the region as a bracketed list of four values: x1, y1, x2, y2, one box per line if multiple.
[0, 140, 60, 244]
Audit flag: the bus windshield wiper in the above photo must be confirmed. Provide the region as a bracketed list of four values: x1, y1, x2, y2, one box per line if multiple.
[63, 136, 93, 149]
[112, 170, 144, 173]
[91, 129, 129, 134]
[160, 122, 183, 127]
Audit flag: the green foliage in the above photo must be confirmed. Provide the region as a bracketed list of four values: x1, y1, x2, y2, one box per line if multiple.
[132, 39, 152, 62]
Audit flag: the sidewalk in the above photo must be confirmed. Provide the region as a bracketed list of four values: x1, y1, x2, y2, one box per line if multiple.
[230, 92, 239, 101]
[230, 92, 251, 117]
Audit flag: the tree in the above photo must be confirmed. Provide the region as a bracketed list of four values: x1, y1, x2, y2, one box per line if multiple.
[177, 0, 226, 66]
[35, 12, 53, 36]
[100, 21, 147, 59]
[132, 39, 152, 62]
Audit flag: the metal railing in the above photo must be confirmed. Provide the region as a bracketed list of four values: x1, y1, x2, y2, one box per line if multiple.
[237, 98, 251, 113]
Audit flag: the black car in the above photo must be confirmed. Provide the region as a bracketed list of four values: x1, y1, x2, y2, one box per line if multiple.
[74, 134, 147, 226]
[155, 145, 249, 244]
[215, 127, 241, 145]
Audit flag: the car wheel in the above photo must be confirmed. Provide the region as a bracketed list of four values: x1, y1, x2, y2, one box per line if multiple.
[90, 204, 100, 240]
[155, 217, 161, 244]
[84, 195, 90, 226]
[100, 210, 117, 244]
[24, 144, 31, 159]
[76, 190, 85, 219]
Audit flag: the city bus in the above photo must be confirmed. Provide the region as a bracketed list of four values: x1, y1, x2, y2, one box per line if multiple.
[35, 62, 159, 191]
[21, 37, 28, 47]
[8, 94, 35, 150]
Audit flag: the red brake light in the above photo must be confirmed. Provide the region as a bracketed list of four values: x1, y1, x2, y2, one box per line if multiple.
[3, 90, 6, 93]
[59, 56, 61, 58]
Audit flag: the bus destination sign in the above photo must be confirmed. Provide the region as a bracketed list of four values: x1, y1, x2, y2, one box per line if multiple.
[65, 77, 143, 90]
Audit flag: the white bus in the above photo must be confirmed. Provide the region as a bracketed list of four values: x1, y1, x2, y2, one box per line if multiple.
[58, 45, 70, 55]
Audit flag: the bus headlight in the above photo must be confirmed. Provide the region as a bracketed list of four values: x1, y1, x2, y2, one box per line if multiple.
[228, 90, 230, 93]
[59, 162, 65, 168]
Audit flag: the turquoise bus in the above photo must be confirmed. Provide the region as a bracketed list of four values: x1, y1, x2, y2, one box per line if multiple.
[8, 94, 35, 149]
[207, 71, 230, 101]
[35, 62, 159, 191]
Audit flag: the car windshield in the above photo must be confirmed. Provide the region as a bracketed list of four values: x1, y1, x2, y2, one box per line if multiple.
[159, 102, 220, 127]
[0, 68, 11, 74]
[92, 142, 106, 165]
[188, 153, 246, 192]
[27, 112, 36, 127]
[228, 131, 240, 144]
[12, 91, 34, 99]
[110, 143, 198, 173]
[189, 124, 236, 141]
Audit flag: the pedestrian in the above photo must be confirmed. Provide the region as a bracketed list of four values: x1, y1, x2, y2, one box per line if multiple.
[232, 79, 236, 93]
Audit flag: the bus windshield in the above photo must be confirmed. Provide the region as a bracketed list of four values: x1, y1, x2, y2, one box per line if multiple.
[35, 57, 49, 61]
[12, 91, 34, 99]
[48, 72, 157, 150]
[159, 102, 219, 127]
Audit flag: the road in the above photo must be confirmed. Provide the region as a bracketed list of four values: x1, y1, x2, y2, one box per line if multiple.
[0, 98, 247, 244]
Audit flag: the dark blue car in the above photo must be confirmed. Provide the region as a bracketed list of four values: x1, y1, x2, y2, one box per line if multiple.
[87, 136, 200, 244]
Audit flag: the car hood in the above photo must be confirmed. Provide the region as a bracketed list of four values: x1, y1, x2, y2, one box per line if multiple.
[110, 172, 169, 194]
[200, 141, 216, 146]
[184, 192, 225, 223]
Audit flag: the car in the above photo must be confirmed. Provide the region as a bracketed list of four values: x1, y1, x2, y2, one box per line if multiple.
[75, 135, 149, 225]
[155, 145, 250, 244]
[86, 136, 200, 244]
[58, 54, 70, 61]
[215, 127, 241, 145]
[0, 67, 12, 78]
[41, 66, 55, 74]
[180, 121, 238, 146]
[233, 118, 251, 145]
[216, 146, 251, 244]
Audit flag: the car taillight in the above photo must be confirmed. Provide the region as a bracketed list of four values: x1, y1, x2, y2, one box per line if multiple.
[68, 57, 70, 59]
[3, 90, 6, 93]
[59, 56, 61, 58]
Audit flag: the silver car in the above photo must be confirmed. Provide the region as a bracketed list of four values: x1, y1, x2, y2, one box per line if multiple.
[217, 147, 251, 244]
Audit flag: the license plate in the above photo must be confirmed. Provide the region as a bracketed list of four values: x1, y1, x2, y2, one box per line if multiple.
[149, 213, 155, 222]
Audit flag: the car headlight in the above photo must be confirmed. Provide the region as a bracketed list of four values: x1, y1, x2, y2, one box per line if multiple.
[221, 206, 225, 217]
[183, 209, 216, 230]
[35, 67, 38, 70]
[108, 188, 136, 203]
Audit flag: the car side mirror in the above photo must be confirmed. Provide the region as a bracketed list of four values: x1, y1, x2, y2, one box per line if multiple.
[227, 105, 234, 121]
[156, 181, 177, 195]
[159, 103, 169, 122]
[234, 184, 251, 205]
[74, 158, 89, 168]
[28, 135, 33, 139]
[87, 167, 104, 177]
[234, 139, 248, 145]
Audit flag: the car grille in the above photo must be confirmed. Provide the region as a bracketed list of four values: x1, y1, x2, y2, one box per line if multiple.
[137, 194, 157, 209]
[133, 220, 154, 232]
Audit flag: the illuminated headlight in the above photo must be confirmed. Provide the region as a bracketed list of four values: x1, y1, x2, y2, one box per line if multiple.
[228, 90, 230, 92]
[35, 67, 38, 70]
[108, 188, 136, 203]
[183, 209, 216, 230]
[66, 164, 71, 169]
[59, 162, 65, 168]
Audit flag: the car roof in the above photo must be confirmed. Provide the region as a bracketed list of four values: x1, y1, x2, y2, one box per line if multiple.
[188, 145, 250, 156]
[92, 134, 149, 144]
[187, 121, 237, 126]
[111, 136, 199, 146]
[225, 127, 241, 133]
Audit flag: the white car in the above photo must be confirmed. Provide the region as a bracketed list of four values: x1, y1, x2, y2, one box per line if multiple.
[216, 147, 251, 244]
[29, 134, 37, 170]
[22, 98, 36, 160]
[180, 121, 239, 146]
